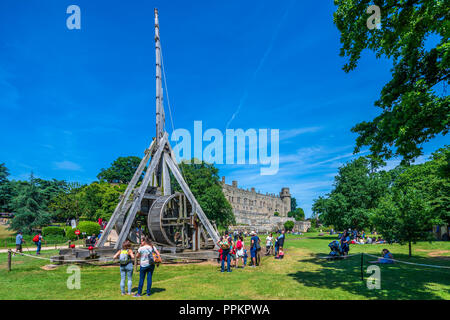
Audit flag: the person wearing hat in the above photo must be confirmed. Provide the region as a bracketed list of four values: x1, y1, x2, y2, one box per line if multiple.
[250, 231, 260, 267]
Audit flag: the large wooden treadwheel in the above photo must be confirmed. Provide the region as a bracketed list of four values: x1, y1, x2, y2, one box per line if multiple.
[148, 193, 192, 247]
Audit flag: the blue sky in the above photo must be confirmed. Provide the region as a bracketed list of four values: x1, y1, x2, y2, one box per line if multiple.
[0, 1, 447, 217]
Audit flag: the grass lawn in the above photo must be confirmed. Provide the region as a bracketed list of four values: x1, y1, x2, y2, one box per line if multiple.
[0, 232, 449, 300]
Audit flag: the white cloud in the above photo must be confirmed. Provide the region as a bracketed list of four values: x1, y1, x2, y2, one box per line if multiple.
[54, 161, 82, 171]
[279, 127, 322, 141]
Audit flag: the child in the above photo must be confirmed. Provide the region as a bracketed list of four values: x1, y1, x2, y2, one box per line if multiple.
[243, 249, 248, 266]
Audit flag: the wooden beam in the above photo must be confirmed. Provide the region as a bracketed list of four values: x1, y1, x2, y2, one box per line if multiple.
[114, 133, 168, 249]
[97, 140, 155, 247]
[164, 153, 220, 247]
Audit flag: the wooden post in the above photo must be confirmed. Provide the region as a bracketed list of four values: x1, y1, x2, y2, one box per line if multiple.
[8, 249, 12, 272]
[360, 253, 364, 282]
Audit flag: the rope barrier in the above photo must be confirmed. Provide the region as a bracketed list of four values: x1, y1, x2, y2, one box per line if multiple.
[317, 252, 450, 269]
[362, 253, 450, 270]
[318, 253, 361, 259]
[13, 252, 107, 263]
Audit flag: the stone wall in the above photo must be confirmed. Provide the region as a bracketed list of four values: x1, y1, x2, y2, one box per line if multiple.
[220, 176, 309, 233]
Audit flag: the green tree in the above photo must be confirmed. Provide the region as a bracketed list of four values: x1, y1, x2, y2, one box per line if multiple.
[49, 182, 85, 221]
[290, 197, 297, 212]
[77, 182, 125, 221]
[312, 157, 390, 230]
[288, 207, 305, 221]
[372, 187, 439, 257]
[284, 220, 294, 231]
[172, 160, 235, 228]
[0, 163, 13, 212]
[9, 175, 52, 234]
[334, 0, 449, 163]
[97, 156, 142, 184]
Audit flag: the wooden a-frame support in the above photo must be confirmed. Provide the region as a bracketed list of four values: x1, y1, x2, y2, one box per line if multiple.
[98, 133, 220, 249]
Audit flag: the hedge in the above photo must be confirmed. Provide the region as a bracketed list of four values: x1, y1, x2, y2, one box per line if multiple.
[42, 226, 66, 237]
[65, 221, 101, 240]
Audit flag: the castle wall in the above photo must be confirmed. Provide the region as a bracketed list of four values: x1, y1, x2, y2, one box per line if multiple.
[221, 177, 305, 232]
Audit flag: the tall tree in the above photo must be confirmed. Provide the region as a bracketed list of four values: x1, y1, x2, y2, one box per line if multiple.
[372, 187, 439, 257]
[9, 175, 52, 234]
[290, 197, 298, 212]
[312, 157, 390, 230]
[172, 160, 235, 228]
[97, 156, 142, 184]
[334, 0, 449, 163]
[0, 163, 13, 212]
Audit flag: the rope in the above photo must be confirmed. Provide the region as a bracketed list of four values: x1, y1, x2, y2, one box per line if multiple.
[160, 43, 175, 135]
[13, 252, 106, 263]
[363, 253, 450, 270]
[318, 253, 361, 259]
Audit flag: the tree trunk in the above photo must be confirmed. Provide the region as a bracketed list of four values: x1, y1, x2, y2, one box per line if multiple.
[408, 240, 412, 257]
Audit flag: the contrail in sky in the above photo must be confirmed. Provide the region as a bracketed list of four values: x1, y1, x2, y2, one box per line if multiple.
[225, 1, 294, 129]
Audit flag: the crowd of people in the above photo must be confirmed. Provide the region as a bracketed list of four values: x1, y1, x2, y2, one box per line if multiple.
[338, 229, 386, 246]
[216, 230, 287, 272]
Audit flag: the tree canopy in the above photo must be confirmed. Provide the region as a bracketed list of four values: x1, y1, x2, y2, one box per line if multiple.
[97, 156, 142, 184]
[334, 0, 449, 163]
[172, 160, 235, 228]
[312, 157, 390, 230]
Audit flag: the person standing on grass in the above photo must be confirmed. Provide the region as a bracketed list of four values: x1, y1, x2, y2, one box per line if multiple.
[15, 231, 24, 254]
[235, 236, 245, 268]
[217, 232, 232, 272]
[113, 240, 135, 296]
[34, 232, 43, 255]
[275, 230, 285, 258]
[250, 231, 260, 267]
[135, 237, 160, 297]
[265, 233, 274, 256]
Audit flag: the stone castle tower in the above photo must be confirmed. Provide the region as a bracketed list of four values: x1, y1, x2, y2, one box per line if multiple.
[280, 187, 291, 213]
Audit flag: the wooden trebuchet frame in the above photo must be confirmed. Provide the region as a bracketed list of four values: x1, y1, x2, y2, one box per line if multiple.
[98, 8, 220, 250]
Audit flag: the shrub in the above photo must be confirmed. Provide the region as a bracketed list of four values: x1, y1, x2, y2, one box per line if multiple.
[284, 221, 294, 231]
[65, 221, 101, 240]
[42, 226, 65, 237]
[274, 212, 280, 216]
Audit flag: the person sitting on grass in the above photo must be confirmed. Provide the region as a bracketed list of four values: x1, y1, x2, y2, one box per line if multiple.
[89, 233, 97, 246]
[113, 240, 135, 296]
[369, 249, 394, 264]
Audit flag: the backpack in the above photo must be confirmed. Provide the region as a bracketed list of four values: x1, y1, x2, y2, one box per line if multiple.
[236, 240, 242, 250]
[220, 240, 230, 250]
[32, 234, 40, 243]
[119, 250, 131, 266]
[152, 246, 162, 264]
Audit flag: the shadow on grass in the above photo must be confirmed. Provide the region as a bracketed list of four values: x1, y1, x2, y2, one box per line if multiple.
[131, 287, 166, 295]
[287, 253, 450, 300]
